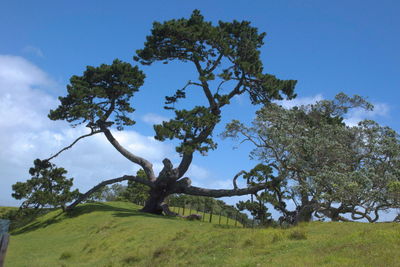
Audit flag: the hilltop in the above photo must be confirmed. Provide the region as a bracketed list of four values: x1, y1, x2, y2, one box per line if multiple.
[4, 202, 400, 266]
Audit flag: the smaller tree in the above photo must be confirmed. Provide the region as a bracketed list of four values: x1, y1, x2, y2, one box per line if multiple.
[224, 93, 400, 223]
[12, 159, 79, 211]
[234, 164, 275, 226]
[123, 170, 150, 204]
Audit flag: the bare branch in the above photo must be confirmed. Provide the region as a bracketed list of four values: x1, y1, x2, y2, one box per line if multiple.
[187, 81, 203, 87]
[66, 175, 154, 211]
[102, 128, 156, 181]
[45, 130, 102, 162]
[219, 73, 245, 109]
[233, 170, 246, 189]
[205, 53, 223, 74]
[216, 80, 227, 95]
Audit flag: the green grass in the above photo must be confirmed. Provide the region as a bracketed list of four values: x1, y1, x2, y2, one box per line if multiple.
[5, 201, 400, 267]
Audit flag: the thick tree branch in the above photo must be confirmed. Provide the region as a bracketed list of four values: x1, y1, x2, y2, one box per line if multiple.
[179, 183, 266, 198]
[66, 175, 154, 211]
[157, 158, 179, 185]
[101, 128, 156, 181]
[45, 130, 102, 162]
[176, 152, 193, 179]
[193, 59, 217, 109]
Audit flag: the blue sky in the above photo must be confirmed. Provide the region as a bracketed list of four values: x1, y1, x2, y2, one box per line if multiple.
[1, 1, 399, 219]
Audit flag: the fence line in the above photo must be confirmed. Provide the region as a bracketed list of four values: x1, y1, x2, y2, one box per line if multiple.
[132, 199, 261, 228]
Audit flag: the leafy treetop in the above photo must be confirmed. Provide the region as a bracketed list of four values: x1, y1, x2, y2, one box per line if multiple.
[12, 159, 79, 211]
[135, 9, 297, 154]
[49, 59, 145, 131]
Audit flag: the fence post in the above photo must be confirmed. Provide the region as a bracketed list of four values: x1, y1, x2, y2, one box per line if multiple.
[235, 211, 238, 227]
[202, 202, 206, 222]
[209, 207, 213, 223]
[182, 203, 185, 216]
[218, 210, 222, 225]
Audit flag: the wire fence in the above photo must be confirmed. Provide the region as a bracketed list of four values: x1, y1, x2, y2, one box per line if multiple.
[132, 200, 260, 228]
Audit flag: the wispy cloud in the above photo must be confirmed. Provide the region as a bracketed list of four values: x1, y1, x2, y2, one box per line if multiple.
[344, 102, 390, 126]
[141, 113, 169, 125]
[274, 94, 324, 109]
[186, 164, 210, 180]
[22, 45, 44, 57]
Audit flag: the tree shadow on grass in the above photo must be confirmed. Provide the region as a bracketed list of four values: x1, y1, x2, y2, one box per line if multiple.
[11, 202, 176, 235]
[65, 202, 137, 218]
[112, 211, 177, 221]
[11, 211, 64, 235]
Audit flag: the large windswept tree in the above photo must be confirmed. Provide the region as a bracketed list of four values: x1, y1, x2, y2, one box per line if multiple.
[17, 10, 296, 215]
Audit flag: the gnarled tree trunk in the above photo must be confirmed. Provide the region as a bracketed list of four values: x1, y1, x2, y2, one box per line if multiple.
[141, 188, 170, 214]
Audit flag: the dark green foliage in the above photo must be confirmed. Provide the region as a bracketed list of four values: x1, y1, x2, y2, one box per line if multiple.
[101, 184, 127, 202]
[85, 184, 128, 202]
[236, 164, 276, 226]
[84, 170, 150, 204]
[49, 59, 145, 130]
[135, 9, 296, 154]
[123, 170, 150, 204]
[154, 106, 220, 154]
[12, 159, 79, 211]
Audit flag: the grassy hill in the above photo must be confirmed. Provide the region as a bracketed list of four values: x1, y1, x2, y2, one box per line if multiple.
[4, 201, 400, 267]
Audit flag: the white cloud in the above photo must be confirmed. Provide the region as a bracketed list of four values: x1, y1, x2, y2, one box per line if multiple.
[344, 102, 390, 127]
[274, 94, 323, 109]
[0, 55, 50, 87]
[0, 55, 241, 209]
[186, 164, 210, 181]
[272, 92, 390, 127]
[141, 113, 169, 125]
[22, 45, 44, 57]
[0, 55, 178, 206]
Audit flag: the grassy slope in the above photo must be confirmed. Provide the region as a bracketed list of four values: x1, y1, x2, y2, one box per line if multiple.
[5, 202, 400, 267]
[0, 207, 17, 217]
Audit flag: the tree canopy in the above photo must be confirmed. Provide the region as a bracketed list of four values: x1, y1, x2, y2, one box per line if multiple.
[12, 159, 79, 211]
[223, 94, 400, 223]
[13, 10, 296, 215]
